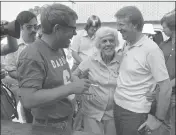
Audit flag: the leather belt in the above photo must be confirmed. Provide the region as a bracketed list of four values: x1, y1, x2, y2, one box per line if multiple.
[35, 116, 69, 124]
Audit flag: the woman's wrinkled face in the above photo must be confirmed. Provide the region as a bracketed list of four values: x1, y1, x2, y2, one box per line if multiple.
[99, 35, 116, 56]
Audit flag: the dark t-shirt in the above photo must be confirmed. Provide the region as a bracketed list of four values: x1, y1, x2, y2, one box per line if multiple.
[17, 39, 73, 119]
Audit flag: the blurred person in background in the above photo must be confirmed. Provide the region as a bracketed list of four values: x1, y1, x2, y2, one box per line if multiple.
[142, 23, 164, 46]
[159, 9, 175, 135]
[142, 23, 156, 40]
[1, 20, 19, 120]
[71, 15, 101, 72]
[1, 34, 18, 80]
[3, 11, 38, 123]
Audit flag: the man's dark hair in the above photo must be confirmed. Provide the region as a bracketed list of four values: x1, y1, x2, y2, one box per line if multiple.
[84, 15, 101, 31]
[16, 11, 37, 26]
[115, 6, 144, 31]
[40, 3, 78, 34]
[161, 9, 175, 31]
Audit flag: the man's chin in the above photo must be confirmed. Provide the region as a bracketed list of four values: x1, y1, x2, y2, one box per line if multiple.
[31, 37, 36, 42]
[63, 44, 70, 48]
[122, 35, 126, 40]
[60, 43, 70, 48]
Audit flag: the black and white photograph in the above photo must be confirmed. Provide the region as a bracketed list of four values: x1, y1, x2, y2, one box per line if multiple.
[1, 1, 175, 135]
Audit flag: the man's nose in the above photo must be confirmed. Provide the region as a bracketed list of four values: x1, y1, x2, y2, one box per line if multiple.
[32, 28, 37, 32]
[32, 26, 38, 32]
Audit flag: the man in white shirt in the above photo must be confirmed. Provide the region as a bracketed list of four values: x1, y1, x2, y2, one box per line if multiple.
[71, 15, 101, 72]
[113, 6, 172, 135]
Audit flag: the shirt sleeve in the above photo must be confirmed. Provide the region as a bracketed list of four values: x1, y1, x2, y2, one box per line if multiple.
[4, 51, 17, 71]
[146, 47, 169, 82]
[17, 58, 46, 90]
[70, 34, 81, 52]
[78, 57, 90, 72]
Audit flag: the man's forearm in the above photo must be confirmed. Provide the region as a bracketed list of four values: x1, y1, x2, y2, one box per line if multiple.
[8, 70, 18, 79]
[7, 36, 18, 51]
[155, 79, 172, 120]
[72, 51, 82, 64]
[1, 36, 18, 56]
[20, 84, 73, 109]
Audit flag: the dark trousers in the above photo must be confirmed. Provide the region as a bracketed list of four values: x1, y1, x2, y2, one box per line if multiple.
[113, 104, 147, 135]
[170, 94, 175, 135]
[32, 115, 73, 135]
[23, 107, 33, 123]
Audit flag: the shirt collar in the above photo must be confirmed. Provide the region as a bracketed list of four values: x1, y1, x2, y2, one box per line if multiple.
[82, 30, 89, 37]
[93, 51, 121, 64]
[82, 29, 95, 39]
[165, 37, 175, 46]
[124, 35, 147, 50]
[132, 35, 147, 47]
[18, 37, 27, 46]
[166, 37, 172, 43]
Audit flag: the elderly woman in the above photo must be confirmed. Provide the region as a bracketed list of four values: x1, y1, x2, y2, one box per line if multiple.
[72, 27, 121, 135]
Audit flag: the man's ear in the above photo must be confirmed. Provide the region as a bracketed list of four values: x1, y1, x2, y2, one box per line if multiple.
[53, 24, 60, 33]
[133, 24, 138, 30]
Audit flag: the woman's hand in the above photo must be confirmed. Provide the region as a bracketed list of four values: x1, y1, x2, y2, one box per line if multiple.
[79, 69, 89, 79]
[146, 85, 159, 102]
[146, 90, 157, 102]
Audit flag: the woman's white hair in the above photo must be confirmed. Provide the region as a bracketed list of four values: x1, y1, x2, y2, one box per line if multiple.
[93, 27, 119, 50]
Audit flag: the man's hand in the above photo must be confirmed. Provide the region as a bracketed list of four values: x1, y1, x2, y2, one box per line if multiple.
[138, 114, 162, 134]
[79, 69, 89, 79]
[69, 79, 91, 95]
[1, 69, 7, 79]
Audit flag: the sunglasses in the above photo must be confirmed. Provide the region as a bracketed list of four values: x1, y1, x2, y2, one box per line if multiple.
[25, 24, 39, 31]
[57, 21, 76, 31]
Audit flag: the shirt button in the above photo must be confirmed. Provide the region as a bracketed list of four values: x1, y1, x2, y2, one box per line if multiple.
[172, 48, 174, 50]
[170, 54, 172, 57]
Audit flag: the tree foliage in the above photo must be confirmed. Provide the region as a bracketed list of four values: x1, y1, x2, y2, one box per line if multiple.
[28, 6, 41, 16]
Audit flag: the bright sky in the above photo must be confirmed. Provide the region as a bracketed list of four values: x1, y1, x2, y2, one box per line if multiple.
[1, 0, 107, 21]
[1, 1, 72, 21]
